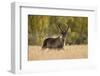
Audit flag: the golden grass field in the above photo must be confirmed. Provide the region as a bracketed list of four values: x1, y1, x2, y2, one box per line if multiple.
[28, 45, 88, 61]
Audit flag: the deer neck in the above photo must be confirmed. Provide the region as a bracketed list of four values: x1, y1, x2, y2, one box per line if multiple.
[60, 35, 66, 45]
[60, 35, 66, 39]
[59, 35, 65, 42]
[59, 35, 62, 39]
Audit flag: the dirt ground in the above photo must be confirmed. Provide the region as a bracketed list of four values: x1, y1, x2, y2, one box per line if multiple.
[28, 45, 88, 61]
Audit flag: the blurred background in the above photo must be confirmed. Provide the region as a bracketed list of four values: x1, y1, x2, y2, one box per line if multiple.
[28, 15, 88, 46]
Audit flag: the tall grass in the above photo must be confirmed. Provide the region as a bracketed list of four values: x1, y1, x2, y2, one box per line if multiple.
[28, 45, 88, 61]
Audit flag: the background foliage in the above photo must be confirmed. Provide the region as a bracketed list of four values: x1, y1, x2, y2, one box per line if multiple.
[28, 15, 88, 45]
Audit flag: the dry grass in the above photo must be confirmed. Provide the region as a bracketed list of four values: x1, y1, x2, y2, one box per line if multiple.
[28, 45, 88, 61]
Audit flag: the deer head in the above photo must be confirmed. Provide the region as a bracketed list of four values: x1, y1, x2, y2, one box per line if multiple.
[56, 23, 70, 38]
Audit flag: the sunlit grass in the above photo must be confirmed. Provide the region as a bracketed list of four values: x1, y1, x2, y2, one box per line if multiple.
[28, 45, 88, 61]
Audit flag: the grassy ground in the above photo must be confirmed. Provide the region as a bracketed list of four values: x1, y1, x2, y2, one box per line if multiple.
[28, 45, 88, 61]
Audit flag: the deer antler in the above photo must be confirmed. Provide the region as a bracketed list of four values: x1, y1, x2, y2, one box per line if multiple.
[66, 24, 70, 32]
[57, 23, 63, 32]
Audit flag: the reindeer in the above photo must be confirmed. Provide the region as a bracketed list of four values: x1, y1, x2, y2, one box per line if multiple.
[42, 23, 70, 49]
